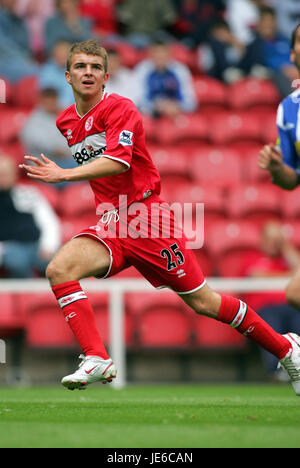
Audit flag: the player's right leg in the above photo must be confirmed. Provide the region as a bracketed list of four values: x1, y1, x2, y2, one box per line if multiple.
[46, 236, 117, 390]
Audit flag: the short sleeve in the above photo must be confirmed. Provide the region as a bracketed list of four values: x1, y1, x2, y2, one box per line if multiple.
[102, 98, 141, 169]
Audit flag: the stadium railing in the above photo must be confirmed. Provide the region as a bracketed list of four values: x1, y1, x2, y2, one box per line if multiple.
[0, 277, 291, 388]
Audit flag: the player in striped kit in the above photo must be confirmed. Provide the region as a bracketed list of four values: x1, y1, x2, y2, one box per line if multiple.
[20, 40, 300, 394]
[259, 23, 300, 310]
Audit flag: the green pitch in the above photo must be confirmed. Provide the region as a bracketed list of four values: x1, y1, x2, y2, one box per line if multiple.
[0, 384, 299, 448]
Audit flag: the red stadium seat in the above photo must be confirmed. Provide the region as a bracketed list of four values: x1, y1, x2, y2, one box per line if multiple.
[228, 78, 280, 110]
[22, 293, 76, 348]
[0, 107, 30, 143]
[240, 144, 271, 184]
[205, 220, 261, 258]
[207, 111, 262, 145]
[89, 292, 135, 346]
[193, 76, 228, 109]
[157, 114, 208, 145]
[13, 76, 39, 109]
[127, 292, 193, 348]
[150, 145, 190, 179]
[193, 315, 247, 348]
[0, 140, 25, 165]
[60, 215, 99, 244]
[60, 183, 96, 217]
[280, 189, 300, 220]
[226, 183, 281, 225]
[0, 294, 25, 337]
[282, 220, 300, 249]
[190, 147, 242, 188]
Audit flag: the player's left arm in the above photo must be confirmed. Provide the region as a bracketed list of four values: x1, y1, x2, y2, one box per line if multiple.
[19, 152, 128, 183]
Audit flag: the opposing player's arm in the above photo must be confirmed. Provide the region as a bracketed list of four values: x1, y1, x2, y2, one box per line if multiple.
[258, 144, 299, 190]
[19, 153, 128, 184]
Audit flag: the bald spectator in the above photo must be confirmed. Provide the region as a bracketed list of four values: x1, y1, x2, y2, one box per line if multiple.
[0, 155, 61, 278]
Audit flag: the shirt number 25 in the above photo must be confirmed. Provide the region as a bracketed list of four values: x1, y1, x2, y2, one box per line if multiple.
[160, 243, 185, 271]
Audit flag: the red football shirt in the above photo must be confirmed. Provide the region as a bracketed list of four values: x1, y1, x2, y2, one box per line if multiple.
[56, 92, 161, 212]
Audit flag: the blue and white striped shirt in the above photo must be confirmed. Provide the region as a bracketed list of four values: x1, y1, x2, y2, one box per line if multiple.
[277, 87, 300, 183]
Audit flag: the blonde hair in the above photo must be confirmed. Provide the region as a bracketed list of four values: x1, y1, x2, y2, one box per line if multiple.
[66, 40, 108, 72]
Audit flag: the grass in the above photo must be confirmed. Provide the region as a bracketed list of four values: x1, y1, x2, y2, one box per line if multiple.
[0, 384, 299, 448]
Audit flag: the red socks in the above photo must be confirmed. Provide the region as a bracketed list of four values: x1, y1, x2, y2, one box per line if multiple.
[52, 281, 109, 360]
[217, 295, 291, 360]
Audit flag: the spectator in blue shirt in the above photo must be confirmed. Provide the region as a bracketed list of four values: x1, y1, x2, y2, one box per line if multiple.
[134, 37, 197, 117]
[39, 40, 74, 108]
[247, 6, 298, 96]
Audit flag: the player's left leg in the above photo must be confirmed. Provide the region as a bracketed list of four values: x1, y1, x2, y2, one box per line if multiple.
[180, 284, 300, 395]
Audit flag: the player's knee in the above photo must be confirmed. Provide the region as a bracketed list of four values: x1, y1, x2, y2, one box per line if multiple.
[183, 286, 221, 318]
[46, 260, 73, 285]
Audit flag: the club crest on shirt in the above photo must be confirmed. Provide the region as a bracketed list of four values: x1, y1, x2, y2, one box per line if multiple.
[85, 116, 94, 132]
[119, 130, 133, 146]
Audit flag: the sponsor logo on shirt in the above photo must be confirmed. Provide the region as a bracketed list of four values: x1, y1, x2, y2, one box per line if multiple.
[119, 130, 133, 146]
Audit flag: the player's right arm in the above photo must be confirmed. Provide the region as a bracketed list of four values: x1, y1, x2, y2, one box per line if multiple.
[258, 143, 299, 190]
[258, 101, 300, 190]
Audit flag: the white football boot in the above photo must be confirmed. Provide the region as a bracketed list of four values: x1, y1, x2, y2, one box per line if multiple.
[278, 333, 300, 396]
[61, 354, 117, 390]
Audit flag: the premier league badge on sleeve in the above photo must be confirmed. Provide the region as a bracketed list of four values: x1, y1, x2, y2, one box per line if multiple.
[119, 130, 133, 146]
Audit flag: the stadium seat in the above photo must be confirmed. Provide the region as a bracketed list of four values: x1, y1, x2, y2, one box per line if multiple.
[190, 147, 242, 188]
[23, 293, 76, 348]
[226, 183, 281, 225]
[157, 114, 208, 145]
[170, 42, 196, 69]
[13, 76, 39, 109]
[228, 78, 280, 110]
[192, 315, 247, 348]
[60, 183, 96, 217]
[150, 145, 190, 179]
[240, 144, 271, 184]
[60, 215, 99, 244]
[127, 292, 193, 348]
[205, 220, 261, 258]
[193, 76, 228, 109]
[280, 189, 300, 220]
[0, 107, 30, 143]
[0, 140, 25, 165]
[261, 117, 278, 144]
[0, 294, 25, 337]
[207, 111, 262, 145]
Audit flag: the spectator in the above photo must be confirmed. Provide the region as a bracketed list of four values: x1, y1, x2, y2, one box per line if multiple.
[246, 6, 298, 96]
[20, 87, 75, 181]
[172, 0, 226, 47]
[44, 0, 93, 56]
[226, 0, 269, 45]
[134, 37, 197, 117]
[0, 0, 39, 82]
[15, 0, 55, 56]
[117, 0, 177, 48]
[198, 20, 249, 82]
[39, 40, 74, 108]
[240, 221, 300, 380]
[105, 48, 139, 103]
[270, 0, 300, 40]
[0, 154, 61, 278]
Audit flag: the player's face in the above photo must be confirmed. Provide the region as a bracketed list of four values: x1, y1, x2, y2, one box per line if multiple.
[291, 26, 300, 72]
[66, 53, 109, 98]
